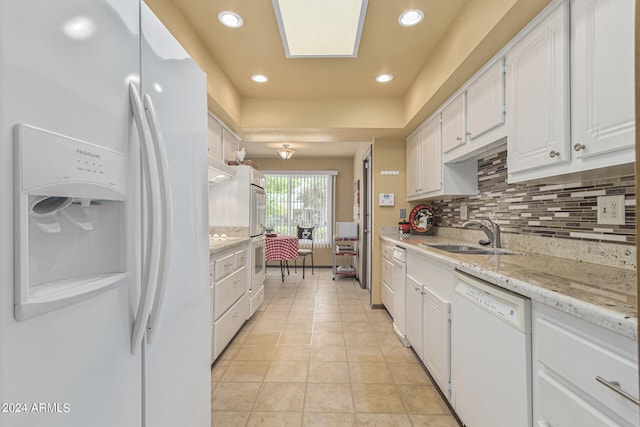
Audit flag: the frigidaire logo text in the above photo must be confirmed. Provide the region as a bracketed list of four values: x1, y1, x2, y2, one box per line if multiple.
[76, 149, 101, 159]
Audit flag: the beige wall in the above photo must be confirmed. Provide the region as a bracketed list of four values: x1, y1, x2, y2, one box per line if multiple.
[253, 156, 355, 268]
[369, 140, 410, 305]
[147, 0, 551, 137]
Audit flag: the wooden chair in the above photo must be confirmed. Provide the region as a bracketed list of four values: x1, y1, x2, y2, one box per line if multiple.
[295, 225, 315, 279]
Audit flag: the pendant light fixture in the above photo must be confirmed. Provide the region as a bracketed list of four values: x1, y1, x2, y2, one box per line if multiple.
[277, 144, 295, 160]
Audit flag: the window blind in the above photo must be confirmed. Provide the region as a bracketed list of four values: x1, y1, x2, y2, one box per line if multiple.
[264, 171, 336, 248]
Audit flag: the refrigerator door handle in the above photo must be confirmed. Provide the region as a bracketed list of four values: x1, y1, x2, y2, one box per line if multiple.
[142, 93, 173, 344]
[129, 83, 162, 355]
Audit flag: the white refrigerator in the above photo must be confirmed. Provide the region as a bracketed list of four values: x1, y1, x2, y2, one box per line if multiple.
[0, 1, 211, 426]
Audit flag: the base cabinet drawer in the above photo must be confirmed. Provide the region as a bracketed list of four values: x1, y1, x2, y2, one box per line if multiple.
[248, 284, 264, 319]
[381, 242, 395, 261]
[533, 303, 638, 427]
[214, 252, 235, 280]
[382, 258, 393, 286]
[538, 371, 617, 427]
[382, 281, 394, 318]
[213, 267, 246, 320]
[213, 293, 247, 360]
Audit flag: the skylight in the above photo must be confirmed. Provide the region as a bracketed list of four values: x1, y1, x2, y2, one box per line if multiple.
[272, 0, 368, 58]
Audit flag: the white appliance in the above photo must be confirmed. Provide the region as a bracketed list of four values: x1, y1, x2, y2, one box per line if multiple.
[0, 2, 210, 426]
[336, 221, 358, 238]
[451, 271, 532, 427]
[392, 247, 409, 346]
[209, 165, 266, 315]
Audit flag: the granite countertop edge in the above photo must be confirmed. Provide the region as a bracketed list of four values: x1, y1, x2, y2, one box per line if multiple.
[209, 237, 251, 256]
[381, 234, 637, 340]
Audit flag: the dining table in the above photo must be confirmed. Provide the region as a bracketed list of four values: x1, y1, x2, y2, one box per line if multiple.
[265, 235, 299, 281]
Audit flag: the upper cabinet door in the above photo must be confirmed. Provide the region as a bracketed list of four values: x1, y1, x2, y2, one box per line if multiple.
[223, 128, 240, 164]
[570, 0, 635, 160]
[208, 115, 223, 161]
[506, 2, 570, 175]
[441, 93, 466, 154]
[466, 58, 505, 142]
[420, 116, 442, 195]
[406, 131, 421, 198]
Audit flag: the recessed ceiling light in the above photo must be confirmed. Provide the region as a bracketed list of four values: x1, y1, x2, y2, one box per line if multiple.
[398, 9, 424, 27]
[218, 11, 244, 28]
[251, 74, 269, 83]
[375, 73, 394, 83]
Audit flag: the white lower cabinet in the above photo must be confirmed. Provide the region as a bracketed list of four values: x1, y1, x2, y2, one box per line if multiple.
[402, 245, 638, 427]
[405, 274, 423, 357]
[213, 293, 248, 359]
[533, 302, 639, 427]
[248, 284, 264, 318]
[381, 243, 394, 317]
[422, 286, 451, 398]
[211, 244, 249, 362]
[406, 251, 453, 400]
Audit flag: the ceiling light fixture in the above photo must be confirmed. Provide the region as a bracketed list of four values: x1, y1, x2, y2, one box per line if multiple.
[375, 73, 394, 83]
[251, 74, 269, 83]
[218, 11, 244, 28]
[277, 144, 295, 160]
[398, 9, 424, 27]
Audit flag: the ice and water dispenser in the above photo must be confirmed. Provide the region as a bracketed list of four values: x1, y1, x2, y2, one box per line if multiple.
[14, 124, 129, 321]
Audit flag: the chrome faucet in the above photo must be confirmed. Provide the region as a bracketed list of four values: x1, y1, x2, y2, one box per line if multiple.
[462, 219, 501, 248]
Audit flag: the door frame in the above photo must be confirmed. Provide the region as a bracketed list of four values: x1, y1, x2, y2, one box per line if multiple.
[361, 146, 372, 299]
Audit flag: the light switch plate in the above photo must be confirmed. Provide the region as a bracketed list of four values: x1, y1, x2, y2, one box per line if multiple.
[597, 195, 625, 225]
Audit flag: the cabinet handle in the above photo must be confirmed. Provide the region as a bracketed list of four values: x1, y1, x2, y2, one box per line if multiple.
[549, 150, 560, 158]
[456, 136, 462, 142]
[595, 376, 640, 406]
[466, 131, 471, 139]
[573, 143, 586, 152]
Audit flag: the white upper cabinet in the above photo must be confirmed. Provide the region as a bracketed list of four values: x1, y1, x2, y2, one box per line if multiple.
[507, 0, 635, 183]
[442, 58, 507, 164]
[466, 58, 506, 145]
[506, 1, 570, 180]
[406, 131, 422, 199]
[406, 115, 477, 201]
[207, 114, 223, 161]
[419, 117, 444, 196]
[441, 93, 466, 155]
[223, 128, 240, 164]
[570, 0, 635, 163]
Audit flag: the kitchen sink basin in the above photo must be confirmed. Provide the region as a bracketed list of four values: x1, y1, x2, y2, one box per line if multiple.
[421, 243, 522, 255]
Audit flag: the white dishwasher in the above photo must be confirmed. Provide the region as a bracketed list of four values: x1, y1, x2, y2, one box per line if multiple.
[451, 271, 532, 427]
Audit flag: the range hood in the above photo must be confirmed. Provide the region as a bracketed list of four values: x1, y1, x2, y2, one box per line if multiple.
[208, 158, 235, 183]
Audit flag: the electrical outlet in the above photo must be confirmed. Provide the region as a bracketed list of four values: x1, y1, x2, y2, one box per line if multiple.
[399, 208, 406, 219]
[597, 195, 625, 225]
[460, 203, 468, 220]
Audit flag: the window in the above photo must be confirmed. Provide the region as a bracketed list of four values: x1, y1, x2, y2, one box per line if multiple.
[265, 171, 336, 248]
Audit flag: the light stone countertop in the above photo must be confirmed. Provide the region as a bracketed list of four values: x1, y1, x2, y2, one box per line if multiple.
[381, 234, 637, 340]
[209, 236, 250, 257]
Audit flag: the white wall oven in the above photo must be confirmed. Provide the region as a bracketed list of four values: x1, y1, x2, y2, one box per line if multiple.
[250, 183, 266, 238]
[251, 235, 266, 290]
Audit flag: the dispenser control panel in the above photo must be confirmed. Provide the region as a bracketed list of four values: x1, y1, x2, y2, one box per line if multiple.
[17, 124, 127, 200]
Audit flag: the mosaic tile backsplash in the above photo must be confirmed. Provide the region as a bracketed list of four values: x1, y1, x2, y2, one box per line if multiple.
[429, 150, 636, 245]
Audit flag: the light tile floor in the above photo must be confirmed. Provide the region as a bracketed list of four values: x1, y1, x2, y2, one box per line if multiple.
[211, 268, 458, 426]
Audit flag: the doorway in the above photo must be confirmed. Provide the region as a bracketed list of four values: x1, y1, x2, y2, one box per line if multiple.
[361, 146, 372, 300]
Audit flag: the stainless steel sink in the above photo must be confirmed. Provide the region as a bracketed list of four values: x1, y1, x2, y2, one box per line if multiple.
[420, 243, 522, 255]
